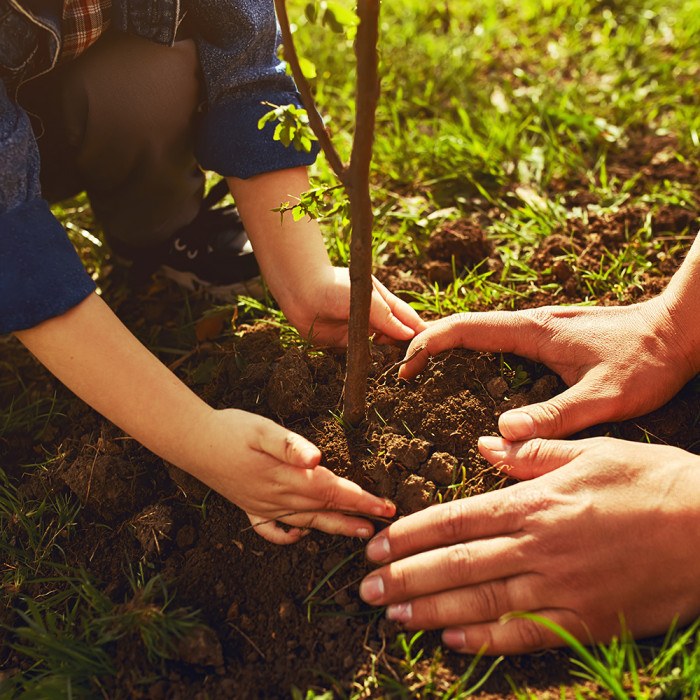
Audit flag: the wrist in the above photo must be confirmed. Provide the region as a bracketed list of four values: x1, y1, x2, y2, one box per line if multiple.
[643, 292, 700, 377]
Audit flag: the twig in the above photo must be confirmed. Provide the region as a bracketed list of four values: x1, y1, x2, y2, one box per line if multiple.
[320, 573, 364, 604]
[376, 347, 425, 383]
[167, 342, 213, 372]
[273, 0, 346, 180]
[240, 508, 395, 533]
[227, 621, 267, 660]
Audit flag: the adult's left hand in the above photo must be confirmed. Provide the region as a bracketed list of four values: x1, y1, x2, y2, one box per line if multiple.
[359, 436, 700, 654]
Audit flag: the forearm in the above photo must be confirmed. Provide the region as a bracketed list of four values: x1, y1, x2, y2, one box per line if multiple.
[227, 167, 333, 308]
[15, 293, 213, 469]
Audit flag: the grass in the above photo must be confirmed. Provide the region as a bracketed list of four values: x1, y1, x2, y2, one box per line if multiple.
[2, 0, 700, 696]
[0, 462, 202, 698]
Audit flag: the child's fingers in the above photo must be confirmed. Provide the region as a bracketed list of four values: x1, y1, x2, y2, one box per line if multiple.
[254, 421, 394, 517]
[246, 513, 308, 545]
[369, 279, 419, 340]
[371, 277, 428, 335]
[255, 422, 322, 469]
[284, 511, 377, 538]
[289, 465, 396, 519]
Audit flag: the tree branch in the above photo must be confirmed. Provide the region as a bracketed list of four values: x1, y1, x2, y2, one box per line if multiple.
[273, 0, 347, 181]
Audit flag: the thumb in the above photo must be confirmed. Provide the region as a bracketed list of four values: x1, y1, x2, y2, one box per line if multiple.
[478, 435, 584, 479]
[498, 376, 619, 440]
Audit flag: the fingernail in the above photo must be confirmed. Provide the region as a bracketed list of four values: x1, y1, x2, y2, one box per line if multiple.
[372, 499, 395, 516]
[442, 628, 466, 649]
[359, 574, 384, 603]
[386, 602, 412, 623]
[356, 527, 372, 539]
[478, 435, 507, 456]
[499, 410, 535, 440]
[366, 534, 391, 562]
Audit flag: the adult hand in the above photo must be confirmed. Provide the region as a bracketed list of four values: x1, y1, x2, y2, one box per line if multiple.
[283, 266, 427, 347]
[359, 436, 700, 654]
[399, 297, 699, 440]
[196, 409, 396, 544]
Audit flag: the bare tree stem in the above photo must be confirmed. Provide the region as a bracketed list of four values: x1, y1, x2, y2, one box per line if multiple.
[274, 0, 381, 427]
[342, 0, 380, 426]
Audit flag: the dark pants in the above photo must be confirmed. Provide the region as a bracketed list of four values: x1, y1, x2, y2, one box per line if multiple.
[19, 31, 205, 248]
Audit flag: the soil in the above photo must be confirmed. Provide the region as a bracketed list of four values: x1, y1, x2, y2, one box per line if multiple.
[2, 133, 700, 698]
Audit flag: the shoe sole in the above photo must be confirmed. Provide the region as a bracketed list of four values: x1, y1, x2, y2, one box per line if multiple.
[159, 266, 266, 301]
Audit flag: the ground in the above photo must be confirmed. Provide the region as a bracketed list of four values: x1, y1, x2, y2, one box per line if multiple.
[1, 133, 700, 698]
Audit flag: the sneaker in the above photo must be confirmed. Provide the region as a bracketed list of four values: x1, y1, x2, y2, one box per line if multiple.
[112, 180, 264, 300]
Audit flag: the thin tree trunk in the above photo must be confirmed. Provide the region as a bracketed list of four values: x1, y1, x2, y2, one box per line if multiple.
[342, 0, 380, 426]
[273, 0, 381, 426]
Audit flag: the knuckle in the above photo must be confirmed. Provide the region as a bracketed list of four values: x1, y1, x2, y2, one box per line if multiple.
[416, 595, 444, 628]
[434, 502, 470, 545]
[473, 581, 501, 620]
[388, 564, 412, 598]
[519, 306, 558, 338]
[513, 616, 548, 652]
[443, 543, 475, 580]
[515, 483, 557, 519]
[515, 437, 552, 464]
[530, 401, 567, 435]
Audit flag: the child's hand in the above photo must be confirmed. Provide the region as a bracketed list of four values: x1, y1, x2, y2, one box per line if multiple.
[283, 266, 427, 348]
[17, 294, 394, 546]
[227, 169, 427, 346]
[192, 408, 396, 544]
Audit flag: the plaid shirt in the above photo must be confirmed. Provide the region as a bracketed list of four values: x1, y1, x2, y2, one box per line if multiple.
[60, 0, 113, 62]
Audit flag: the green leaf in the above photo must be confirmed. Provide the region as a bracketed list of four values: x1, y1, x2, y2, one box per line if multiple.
[324, 1, 357, 29]
[304, 1, 318, 23]
[322, 7, 344, 33]
[298, 55, 317, 80]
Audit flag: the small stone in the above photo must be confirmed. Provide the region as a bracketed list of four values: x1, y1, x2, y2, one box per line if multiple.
[381, 434, 432, 470]
[486, 376, 509, 399]
[279, 599, 295, 620]
[333, 589, 351, 606]
[175, 524, 196, 549]
[395, 474, 434, 514]
[527, 374, 561, 404]
[423, 452, 458, 486]
[173, 626, 224, 667]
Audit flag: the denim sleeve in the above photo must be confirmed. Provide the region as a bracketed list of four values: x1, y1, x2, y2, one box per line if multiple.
[187, 0, 319, 178]
[0, 81, 95, 334]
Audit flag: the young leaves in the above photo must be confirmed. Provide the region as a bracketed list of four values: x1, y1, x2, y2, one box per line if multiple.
[257, 102, 318, 153]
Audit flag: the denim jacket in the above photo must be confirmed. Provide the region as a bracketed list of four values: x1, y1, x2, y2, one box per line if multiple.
[0, 0, 317, 333]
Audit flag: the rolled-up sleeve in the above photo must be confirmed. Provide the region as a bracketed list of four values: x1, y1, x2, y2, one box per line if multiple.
[0, 82, 95, 334]
[189, 0, 319, 178]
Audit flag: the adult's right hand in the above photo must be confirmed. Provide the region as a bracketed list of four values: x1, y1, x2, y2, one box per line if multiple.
[359, 435, 700, 654]
[399, 295, 699, 440]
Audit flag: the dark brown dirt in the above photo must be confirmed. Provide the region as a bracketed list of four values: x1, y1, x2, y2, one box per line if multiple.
[2, 133, 700, 698]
